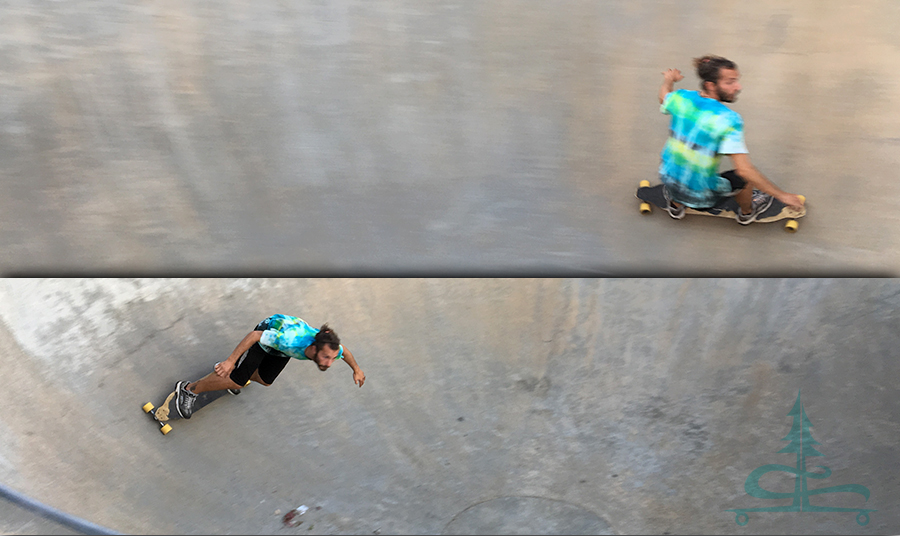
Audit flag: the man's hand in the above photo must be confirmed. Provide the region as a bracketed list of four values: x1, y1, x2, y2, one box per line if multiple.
[663, 68, 684, 83]
[777, 193, 805, 210]
[660, 69, 684, 103]
[353, 368, 366, 388]
[730, 154, 806, 210]
[215, 360, 235, 378]
[217, 331, 262, 379]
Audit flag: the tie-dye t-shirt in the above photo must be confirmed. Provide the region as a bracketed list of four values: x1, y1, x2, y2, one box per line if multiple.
[658, 89, 749, 208]
[257, 314, 344, 360]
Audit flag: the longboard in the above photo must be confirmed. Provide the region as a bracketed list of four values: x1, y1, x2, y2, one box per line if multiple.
[636, 180, 806, 232]
[142, 379, 249, 435]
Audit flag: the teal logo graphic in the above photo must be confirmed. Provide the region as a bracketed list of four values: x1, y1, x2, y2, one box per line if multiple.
[726, 390, 875, 526]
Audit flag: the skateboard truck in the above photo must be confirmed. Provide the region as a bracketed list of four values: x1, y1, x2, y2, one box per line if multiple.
[143, 398, 174, 435]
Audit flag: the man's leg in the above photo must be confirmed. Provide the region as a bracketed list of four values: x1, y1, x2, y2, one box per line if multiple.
[187, 349, 280, 393]
[734, 185, 752, 215]
[187, 372, 243, 395]
[722, 169, 757, 216]
[249, 369, 271, 386]
[177, 339, 268, 418]
[226, 368, 271, 396]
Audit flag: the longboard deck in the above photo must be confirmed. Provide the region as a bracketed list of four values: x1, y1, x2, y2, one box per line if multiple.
[143, 380, 248, 435]
[636, 182, 805, 228]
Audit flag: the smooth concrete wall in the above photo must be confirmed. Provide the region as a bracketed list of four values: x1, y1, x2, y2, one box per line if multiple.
[1, 2, 899, 274]
[0, 279, 896, 534]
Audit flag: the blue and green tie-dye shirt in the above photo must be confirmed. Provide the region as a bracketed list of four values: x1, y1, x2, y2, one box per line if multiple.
[658, 89, 748, 208]
[258, 314, 344, 360]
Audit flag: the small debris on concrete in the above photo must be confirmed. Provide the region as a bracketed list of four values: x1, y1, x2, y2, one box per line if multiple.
[275, 509, 282, 516]
[282, 505, 309, 527]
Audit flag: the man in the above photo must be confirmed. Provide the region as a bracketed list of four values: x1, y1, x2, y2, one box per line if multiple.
[175, 314, 366, 418]
[658, 55, 804, 223]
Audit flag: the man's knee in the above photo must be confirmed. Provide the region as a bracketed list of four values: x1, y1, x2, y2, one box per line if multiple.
[227, 378, 244, 390]
[250, 370, 271, 386]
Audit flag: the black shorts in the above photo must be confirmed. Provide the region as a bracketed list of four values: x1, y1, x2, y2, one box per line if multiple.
[719, 169, 748, 197]
[229, 320, 291, 386]
[662, 170, 748, 209]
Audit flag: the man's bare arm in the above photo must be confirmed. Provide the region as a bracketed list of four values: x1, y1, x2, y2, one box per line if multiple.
[729, 153, 805, 209]
[215, 331, 263, 378]
[659, 68, 684, 104]
[341, 347, 366, 387]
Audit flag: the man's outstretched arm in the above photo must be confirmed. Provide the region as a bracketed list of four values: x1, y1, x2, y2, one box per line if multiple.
[341, 347, 366, 387]
[659, 68, 684, 104]
[728, 153, 805, 209]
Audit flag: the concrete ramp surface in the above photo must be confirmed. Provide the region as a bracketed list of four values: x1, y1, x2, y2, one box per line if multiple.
[0, 279, 897, 534]
[1, 1, 899, 275]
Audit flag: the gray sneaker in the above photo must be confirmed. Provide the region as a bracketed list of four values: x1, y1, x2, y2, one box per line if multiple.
[662, 187, 686, 219]
[736, 191, 774, 225]
[667, 200, 686, 219]
[175, 380, 198, 419]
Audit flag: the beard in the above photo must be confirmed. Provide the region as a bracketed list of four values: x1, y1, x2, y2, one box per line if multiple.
[716, 86, 739, 103]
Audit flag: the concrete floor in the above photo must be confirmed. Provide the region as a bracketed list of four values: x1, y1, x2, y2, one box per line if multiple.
[1, 1, 899, 275]
[0, 279, 897, 534]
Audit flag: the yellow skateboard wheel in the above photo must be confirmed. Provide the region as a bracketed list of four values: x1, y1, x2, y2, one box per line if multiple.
[640, 202, 652, 215]
[785, 220, 799, 233]
[143, 402, 155, 413]
[798, 194, 806, 203]
[639, 180, 650, 188]
[161, 424, 172, 435]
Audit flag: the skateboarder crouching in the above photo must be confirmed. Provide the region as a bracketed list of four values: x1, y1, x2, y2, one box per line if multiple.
[658, 55, 805, 223]
[175, 314, 366, 418]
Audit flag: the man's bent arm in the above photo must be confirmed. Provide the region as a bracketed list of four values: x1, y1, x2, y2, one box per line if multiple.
[226, 331, 263, 366]
[728, 153, 805, 208]
[215, 330, 262, 378]
[659, 69, 684, 104]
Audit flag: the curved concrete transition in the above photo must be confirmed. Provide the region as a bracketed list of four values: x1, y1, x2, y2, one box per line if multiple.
[0, 278, 897, 534]
[1, 2, 900, 275]
[443, 496, 612, 535]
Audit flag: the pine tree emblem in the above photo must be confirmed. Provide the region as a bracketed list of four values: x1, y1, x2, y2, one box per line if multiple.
[726, 390, 875, 526]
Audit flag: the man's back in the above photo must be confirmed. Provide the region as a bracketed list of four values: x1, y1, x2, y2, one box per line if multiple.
[659, 89, 747, 208]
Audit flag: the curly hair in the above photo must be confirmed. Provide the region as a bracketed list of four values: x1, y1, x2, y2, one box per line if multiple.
[314, 324, 341, 350]
[693, 55, 737, 88]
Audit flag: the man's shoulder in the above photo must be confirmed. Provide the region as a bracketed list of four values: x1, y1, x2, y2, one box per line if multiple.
[667, 88, 698, 105]
[266, 314, 313, 332]
[707, 100, 743, 122]
[269, 314, 305, 324]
